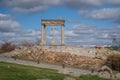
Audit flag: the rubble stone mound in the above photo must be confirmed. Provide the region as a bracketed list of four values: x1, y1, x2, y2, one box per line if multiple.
[12, 46, 104, 70]
[98, 65, 112, 79]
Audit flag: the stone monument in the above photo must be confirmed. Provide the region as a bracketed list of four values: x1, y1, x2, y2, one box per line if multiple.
[40, 19, 65, 45]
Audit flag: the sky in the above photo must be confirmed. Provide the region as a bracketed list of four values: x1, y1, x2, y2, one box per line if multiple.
[0, 0, 120, 46]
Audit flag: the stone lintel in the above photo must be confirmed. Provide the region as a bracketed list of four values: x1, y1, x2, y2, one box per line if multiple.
[42, 20, 65, 26]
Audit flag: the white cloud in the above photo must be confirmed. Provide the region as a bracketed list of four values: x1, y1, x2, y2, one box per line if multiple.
[65, 24, 120, 46]
[20, 29, 41, 37]
[80, 8, 120, 20]
[64, 0, 103, 9]
[65, 30, 77, 37]
[0, 20, 21, 32]
[42, 0, 62, 5]
[5, 24, 116, 46]
[0, 29, 41, 44]
[12, 6, 47, 13]
[2, 32, 16, 37]
[1, 0, 120, 13]
[2, 0, 62, 13]
[0, 13, 11, 20]
[0, 13, 21, 32]
[105, 0, 120, 5]
[79, 8, 120, 23]
[64, 0, 120, 9]
[0, 13, 41, 44]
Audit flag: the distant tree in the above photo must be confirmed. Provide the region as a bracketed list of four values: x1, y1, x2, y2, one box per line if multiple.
[0, 42, 15, 53]
[112, 32, 120, 46]
[20, 40, 34, 47]
[35, 39, 41, 45]
[111, 32, 120, 51]
[112, 37, 120, 47]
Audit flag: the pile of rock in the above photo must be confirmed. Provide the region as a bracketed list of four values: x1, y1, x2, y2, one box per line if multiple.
[95, 48, 120, 60]
[13, 45, 104, 70]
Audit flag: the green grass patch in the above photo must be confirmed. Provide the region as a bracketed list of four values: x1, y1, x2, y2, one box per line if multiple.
[76, 75, 110, 80]
[0, 61, 65, 80]
[0, 61, 111, 80]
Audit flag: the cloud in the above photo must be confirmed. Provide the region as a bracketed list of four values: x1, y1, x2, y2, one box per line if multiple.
[113, 17, 120, 23]
[80, 8, 120, 20]
[79, 8, 120, 23]
[2, 32, 16, 37]
[0, 20, 21, 32]
[105, 0, 120, 5]
[64, 0, 102, 9]
[0, 29, 41, 44]
[0, 13, 21, 32]
[65, 24, 120, 46]
[42, 24, 118, 46]
[72, 24, 96, 34]
[65, 24, 97, 45]
[64, 0, 120, 9]
[0, 13, 11, 20]
[65, 30, 77, 37]
[4, 0, 47, 13]
[0, 19, 119, 46]
[1, 0, 120, 13]
[1, 0, 62, 13]
[12, 5, 47, 13]
[0, 13, 41, 44]
[65, 0, 120, 8]
[20, 29, 41, 37]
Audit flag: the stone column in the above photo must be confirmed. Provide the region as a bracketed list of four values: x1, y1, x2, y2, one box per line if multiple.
[61, 24, 64, 45]
[41, 24, 46, 45]
[44, 25, 46, 45]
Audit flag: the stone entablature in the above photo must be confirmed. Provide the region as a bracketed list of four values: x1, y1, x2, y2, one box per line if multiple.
[41, 20, 65, 26]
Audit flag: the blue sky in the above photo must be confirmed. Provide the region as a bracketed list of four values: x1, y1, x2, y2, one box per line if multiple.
[0, 0, 120, 46]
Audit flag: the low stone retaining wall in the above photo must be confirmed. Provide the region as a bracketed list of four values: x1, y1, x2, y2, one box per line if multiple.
[39, 46, 96, 58]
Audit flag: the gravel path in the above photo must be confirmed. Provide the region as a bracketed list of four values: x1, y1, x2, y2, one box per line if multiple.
[0, 54, 98, 77]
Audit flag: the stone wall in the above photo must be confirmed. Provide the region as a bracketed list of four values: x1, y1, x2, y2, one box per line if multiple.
[39, 46, 96, 58]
